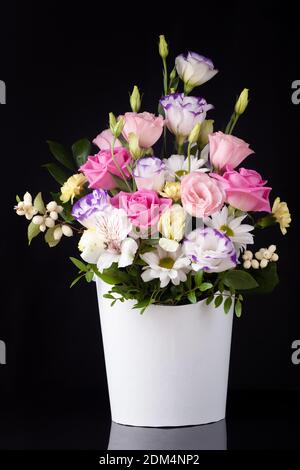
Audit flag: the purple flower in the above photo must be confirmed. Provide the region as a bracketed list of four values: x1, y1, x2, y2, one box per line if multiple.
[133, 157, 166, 192]
[175, 52, 218, 93]
[160, 93, 213, 144]
[72, 189, 111, 228]
[183, 227, 237, 273]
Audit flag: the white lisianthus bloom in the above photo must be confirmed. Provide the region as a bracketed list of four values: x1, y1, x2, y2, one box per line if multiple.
[175, 52, 218, 93]
[140, 246, 191, 288]
[164, 154, 208, 182]
[183, 227, 237, 273]
[133, 157, 166, 192]
[204, 206, 254, 253]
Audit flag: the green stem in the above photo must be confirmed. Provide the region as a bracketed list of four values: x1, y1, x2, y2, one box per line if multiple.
[111, 137, 132, 192]
[187, 142, 192, 173]
[163, 58, 168, 95]
[226, 112, 240, 135]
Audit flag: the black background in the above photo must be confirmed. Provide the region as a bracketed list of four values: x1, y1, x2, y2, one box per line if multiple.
[0, 0, 299, 450]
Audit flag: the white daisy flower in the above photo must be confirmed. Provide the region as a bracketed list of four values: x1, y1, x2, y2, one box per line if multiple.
[204, 206, 254, 253]
[163, 151, 208, 182]
[140, 246, 191, 288]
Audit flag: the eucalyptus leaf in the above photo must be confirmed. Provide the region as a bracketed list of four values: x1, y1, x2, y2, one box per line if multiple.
[47, 140, 76, 171]
[72, 138, 91, 168]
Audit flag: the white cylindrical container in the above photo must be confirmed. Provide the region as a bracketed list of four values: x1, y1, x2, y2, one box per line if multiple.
[96, 279, 234, 428]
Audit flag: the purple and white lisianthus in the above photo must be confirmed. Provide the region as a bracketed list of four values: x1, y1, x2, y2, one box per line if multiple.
[160, 93, 213, 144]
[183, 227, 237, 273]
[133, 157, 166, 192]
[71, 189, 111, 228]
[175, 52, 218, 93]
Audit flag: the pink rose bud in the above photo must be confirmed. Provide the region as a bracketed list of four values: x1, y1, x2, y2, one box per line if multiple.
[209, 132, 254, 171]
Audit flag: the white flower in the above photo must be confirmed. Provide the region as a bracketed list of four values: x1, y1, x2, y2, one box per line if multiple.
[140, 246, 191, 288]
[175, 52, 218, 92]
[183, 227, 237, 273]
[204, 206, 254, 253]
[79, 207, 138, 271]
[164, 154, 207, 182]
[133, 157, 166, 192]
[14, 192, 38, 220]
[79, 228, 105, 264]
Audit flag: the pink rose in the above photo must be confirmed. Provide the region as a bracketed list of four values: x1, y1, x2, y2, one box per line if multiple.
[211, 167, 272, 212]
[209, 131, 253, 171]
[80, 148, 132, 190]
[93, 129, 121, 151]
[181, 172, 225, 218]
[111, 189, 172, 230]
[121, 112, 164, 148]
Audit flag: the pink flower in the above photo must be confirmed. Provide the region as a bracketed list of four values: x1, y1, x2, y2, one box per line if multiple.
[121, 112, 164, 148]
[111, 189, 172, 230]
[209, 131, 253, 171]
[80, 148, 132, 190]
[93, 129, 121, 151]
[181, 172, 225, 218]
[211, 167, 272, 212]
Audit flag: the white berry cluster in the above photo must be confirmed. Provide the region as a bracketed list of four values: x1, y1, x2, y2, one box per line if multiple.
[242, 245, 279, 269]
[32, 200, 73, 239]
[15, 192, 38, 220]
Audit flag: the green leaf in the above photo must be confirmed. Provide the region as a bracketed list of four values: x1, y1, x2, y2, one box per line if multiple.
[28, 221, 40, 245]
[72, 138, 91, 168]
[34, 192, 46, 214]
[43, 163, 70, 186]
[16, 195, 21, 203]
[224, 297, 232, 314]
[85, 271, 94, 282]
[206, 295, 214, 305]
[199, 282, 213, 292]
[111, 174, 131, 192]
[45, 226, 60, 248]
[70, 257, 88, 272]
[103, 293, 115, 299]
[92, 266, 121, 285]
[70, 274, 85, 288]
[47, 140, 76, 171]
[214, 295, 223, 308]
[222, 270, 258, 290]
[194, 270, 203, 287]
[235, 299, 242, 318]
[187, 291, 197, 304]
[244, 262, 279, 294]
[218, 281, 225, 293]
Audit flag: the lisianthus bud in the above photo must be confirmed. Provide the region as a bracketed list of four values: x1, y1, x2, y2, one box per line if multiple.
[109, 112, 117, 132]
[159, 35, 168, 60]
[130, 86, 141, 113]
[235, 88, 249, 115]
[158, 204, 186, 243]
[128, 132, 143, 159]
[198, 119, 214, 149]
[188, 122, 202, 144]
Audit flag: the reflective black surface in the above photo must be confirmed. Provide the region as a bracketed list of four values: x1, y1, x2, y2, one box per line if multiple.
[0, 390, 298, 450]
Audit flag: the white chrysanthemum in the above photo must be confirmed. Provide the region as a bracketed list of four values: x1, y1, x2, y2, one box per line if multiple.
[163, 153, 208, 182]
[78, 208, 138, 270]
[204, 206, 254, 253]
[140, 246, 191, 288]
[183, 227, 237, 273]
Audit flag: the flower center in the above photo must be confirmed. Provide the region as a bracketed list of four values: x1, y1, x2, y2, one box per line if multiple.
[159, 257, 175, 269]
[176, 169, 188, 178]
[220, 224, 234, 237]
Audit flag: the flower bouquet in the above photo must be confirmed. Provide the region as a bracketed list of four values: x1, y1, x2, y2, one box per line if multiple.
[15, 36, 291, 427]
